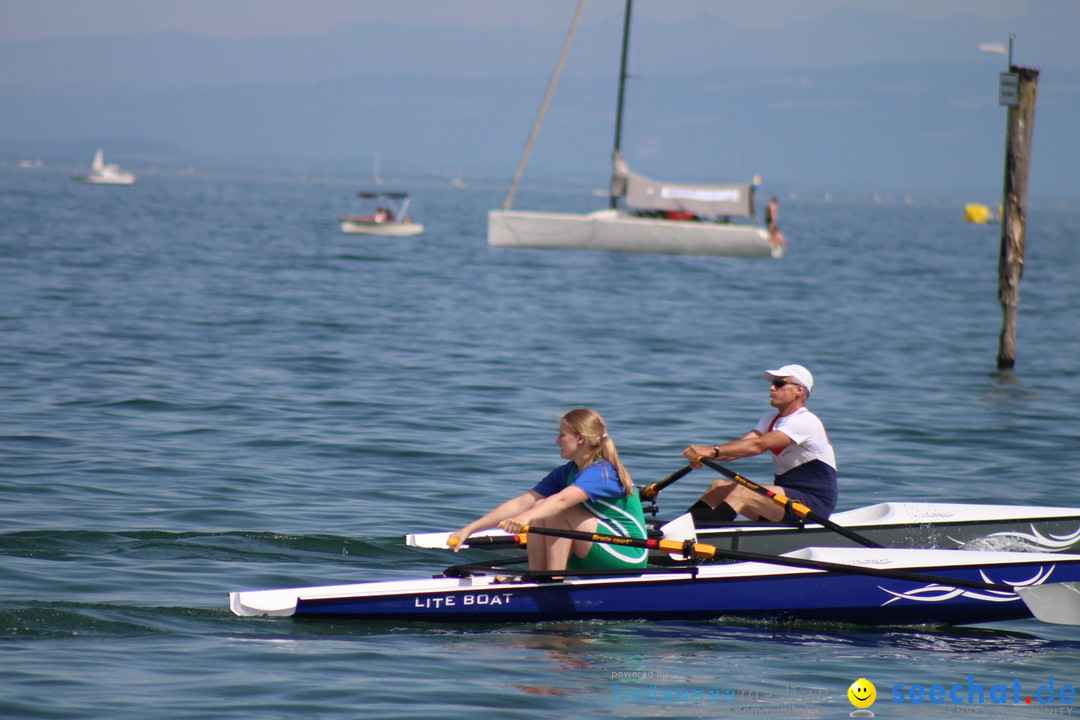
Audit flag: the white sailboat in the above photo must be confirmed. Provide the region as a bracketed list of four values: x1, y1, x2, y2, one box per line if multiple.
[71, 149, 136, 185]
[488, 0, 778, 258]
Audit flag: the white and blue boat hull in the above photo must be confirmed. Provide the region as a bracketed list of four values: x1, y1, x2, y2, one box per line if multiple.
[230, 547, 1080, 627]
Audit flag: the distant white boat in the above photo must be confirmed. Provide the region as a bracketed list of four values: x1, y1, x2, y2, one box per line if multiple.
[372, 153, 384, 186]
[72, 150, 136, 185]
[488, 1, 777, 258]
[340, 191, 423, 237]
[451, 170, 467, 189]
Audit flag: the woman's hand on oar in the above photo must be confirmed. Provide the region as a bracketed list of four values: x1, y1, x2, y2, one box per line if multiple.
[446, 530, 473, 552]
[639, 465, 693, 501]
[697, 458, 883, 549]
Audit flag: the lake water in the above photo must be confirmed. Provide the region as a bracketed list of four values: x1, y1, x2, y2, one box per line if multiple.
[2, 165, 1079, 719]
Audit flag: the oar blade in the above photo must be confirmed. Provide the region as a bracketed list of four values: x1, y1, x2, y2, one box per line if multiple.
[1017, 582, 1080, 625]
[405, 531, 453, 549]
[405, 531, 516, 549]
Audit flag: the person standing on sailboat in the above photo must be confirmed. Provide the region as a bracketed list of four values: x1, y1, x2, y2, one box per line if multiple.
[765, 197, 787, 252]
[681, 365, 837, 523]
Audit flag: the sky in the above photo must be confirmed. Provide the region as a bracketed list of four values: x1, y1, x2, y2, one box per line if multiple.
[1, 1, 1076, 198]
[0, 0, 1064, 62]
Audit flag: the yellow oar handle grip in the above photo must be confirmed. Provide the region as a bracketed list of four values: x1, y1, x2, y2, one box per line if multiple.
[657, 539, 717, 559]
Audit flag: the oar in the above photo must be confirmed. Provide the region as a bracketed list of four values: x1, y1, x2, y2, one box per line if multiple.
[639, 465, 693, 501]
[515, 525, 1080, 625]
[407, 531, 520, 549]
[414, 466, 694, 551]
[698, 458, 883, 549]
[512, 524, 714, 558]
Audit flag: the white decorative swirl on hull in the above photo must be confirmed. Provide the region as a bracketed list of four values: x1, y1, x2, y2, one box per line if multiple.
[956, 524, 1080, 552]
[880, 566, 1055, 605]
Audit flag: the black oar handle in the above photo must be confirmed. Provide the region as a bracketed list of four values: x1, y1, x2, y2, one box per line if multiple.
[639, 465, 693, 501]
[458, 535, 520, 548]
[699, 458, 883, 549]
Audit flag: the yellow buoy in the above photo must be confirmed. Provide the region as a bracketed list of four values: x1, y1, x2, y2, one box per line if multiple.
[964, 204, 993, 224]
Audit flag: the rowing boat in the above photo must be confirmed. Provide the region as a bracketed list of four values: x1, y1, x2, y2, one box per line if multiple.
[406, 502, 1080, 556]
[230, 546, 1080, 626]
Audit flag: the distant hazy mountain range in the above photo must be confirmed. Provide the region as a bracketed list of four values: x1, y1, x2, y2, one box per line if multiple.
[2, 17, 1076, 199]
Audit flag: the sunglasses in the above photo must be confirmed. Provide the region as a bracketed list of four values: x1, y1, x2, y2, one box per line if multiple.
[771, 379, 801, 389]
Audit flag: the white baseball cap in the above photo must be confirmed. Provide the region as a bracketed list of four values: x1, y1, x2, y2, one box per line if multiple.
[763, 364, 814, 393]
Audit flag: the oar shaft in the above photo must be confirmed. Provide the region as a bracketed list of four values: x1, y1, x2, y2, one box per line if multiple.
[700, 457, 804, 512]
[520, 525, 717, 559]
[640, 465, 693, 501]
[699, 458, 883, 549]
[520, 525, 1013, 594]
[707, 546, 1011, 593]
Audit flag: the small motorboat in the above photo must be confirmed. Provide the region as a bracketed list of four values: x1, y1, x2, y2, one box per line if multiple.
[230, 545, 1080, 627]
[71, 149, 136, 185]
[340, 191, 423, 236]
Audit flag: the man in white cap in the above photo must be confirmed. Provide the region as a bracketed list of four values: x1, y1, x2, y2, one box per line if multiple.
[681, 364, 837, 523]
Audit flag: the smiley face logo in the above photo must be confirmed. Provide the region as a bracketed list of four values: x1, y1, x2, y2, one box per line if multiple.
[848, 678, 876, 709]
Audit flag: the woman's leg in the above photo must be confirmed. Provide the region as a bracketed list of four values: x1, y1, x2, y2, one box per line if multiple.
[526, 504, 599, 571]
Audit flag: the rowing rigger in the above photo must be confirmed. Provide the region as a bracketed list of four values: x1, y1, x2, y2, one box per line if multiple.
[406, 502, 1080, 556]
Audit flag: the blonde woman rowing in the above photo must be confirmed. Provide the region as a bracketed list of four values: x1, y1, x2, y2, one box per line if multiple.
[448, 408, 647, 572]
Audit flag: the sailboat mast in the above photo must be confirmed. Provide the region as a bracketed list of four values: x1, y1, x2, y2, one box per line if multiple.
[610, 0, 633, 209]
[501, 0, 587, 211]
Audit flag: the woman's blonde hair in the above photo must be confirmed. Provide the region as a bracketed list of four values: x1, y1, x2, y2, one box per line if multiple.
[561, 408, 633, 496]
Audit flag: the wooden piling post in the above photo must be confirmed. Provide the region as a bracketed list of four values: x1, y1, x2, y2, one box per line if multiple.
[996, 64, 1039, 370]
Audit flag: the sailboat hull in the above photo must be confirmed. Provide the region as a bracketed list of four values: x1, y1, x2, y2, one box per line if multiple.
[488, 209, 778, 257]
[71, 149, 136, 185]
[72, 172, 136, 186]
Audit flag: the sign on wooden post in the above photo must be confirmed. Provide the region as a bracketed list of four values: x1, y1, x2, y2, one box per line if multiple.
[998, 73, 1019, 107]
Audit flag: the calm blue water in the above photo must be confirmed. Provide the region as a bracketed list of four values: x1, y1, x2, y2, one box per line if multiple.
[2, 166, 1079, 719]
